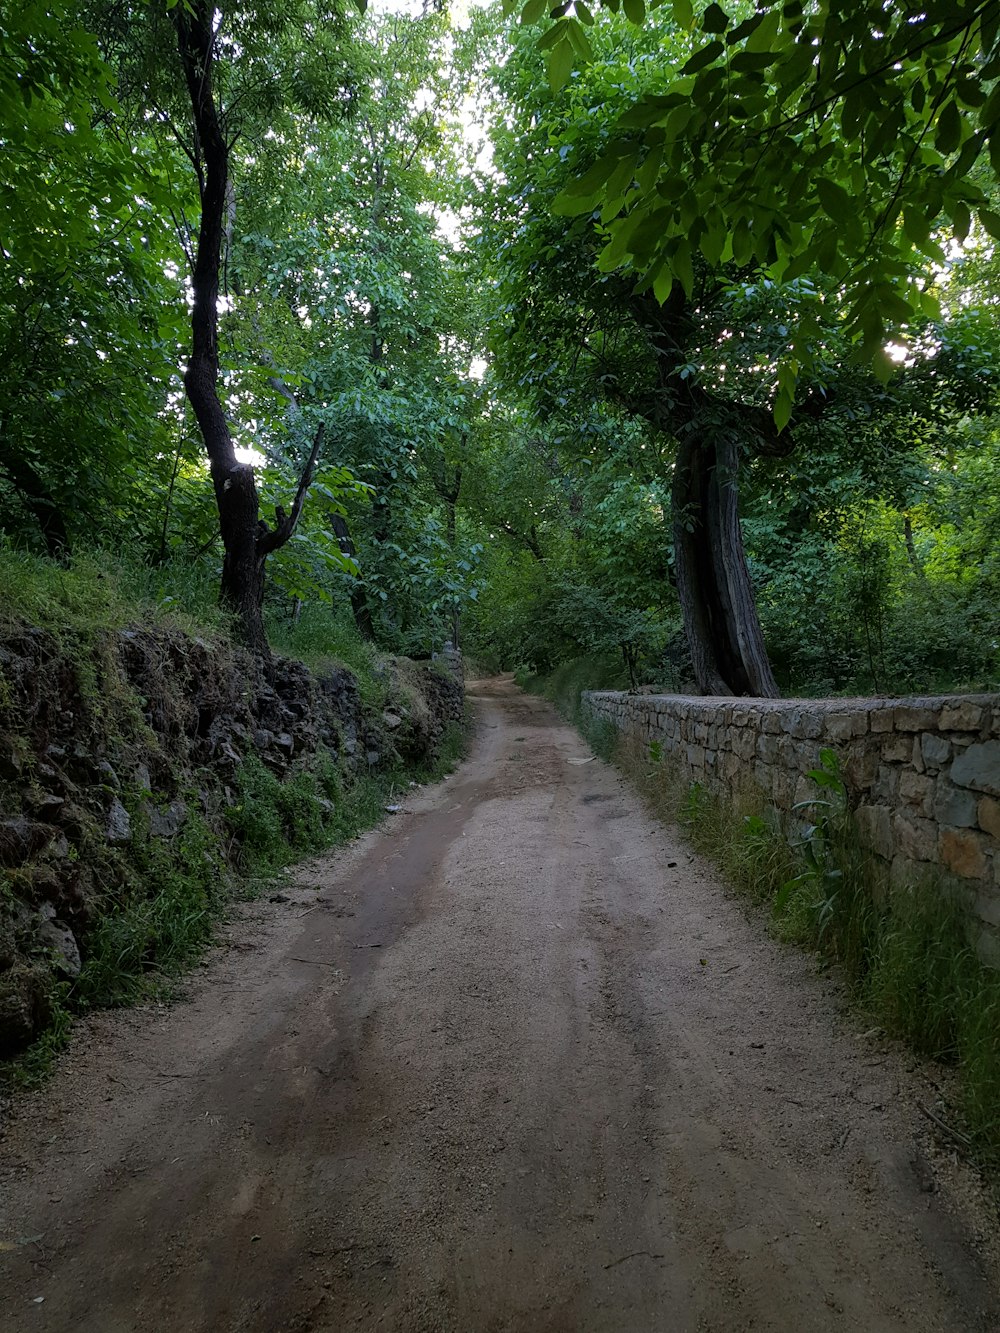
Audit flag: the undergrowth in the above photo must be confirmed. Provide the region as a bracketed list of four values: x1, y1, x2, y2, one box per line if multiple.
[516, 653, 629, 728]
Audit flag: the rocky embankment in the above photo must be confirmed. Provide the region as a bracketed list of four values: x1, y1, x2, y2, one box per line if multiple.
[0, 623, 463, 1056]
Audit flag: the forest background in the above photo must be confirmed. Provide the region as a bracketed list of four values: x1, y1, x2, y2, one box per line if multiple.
[3, 0, 1000, 701]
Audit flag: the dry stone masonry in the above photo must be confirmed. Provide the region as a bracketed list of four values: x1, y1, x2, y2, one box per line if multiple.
[583, 691, 1000, 962]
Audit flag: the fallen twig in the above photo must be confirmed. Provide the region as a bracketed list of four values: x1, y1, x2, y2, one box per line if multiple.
[603, 1250, 664, 1269]
[916, 1099, 972, 1147]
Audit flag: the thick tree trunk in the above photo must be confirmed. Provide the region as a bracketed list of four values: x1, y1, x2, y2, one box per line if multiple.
[672, 432, 779, 698]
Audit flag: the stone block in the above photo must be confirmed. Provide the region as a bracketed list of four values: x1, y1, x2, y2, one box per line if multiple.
[973, 891, 1000, 930]
[895, 706, 938, 732]
[950, 740, 1000, 796]
[889, 854, 920, 889]
[789, 711, 824, 740]
[911, 737, 925, 773]
[881, 735, 913, 763]
[686, 744, 706, 773]
[855, 805, 893, 860]
[842, 746, 879, 791]
[870, 708, 895, 733]
[940, 827, 988, 880]
[898, 770, 934, 815]
[979, 796, 1000, 840]
[761, 712, 783, 734]
[756, 734, 779, 764]
[932, 781, 979, 829]
[872, 765, 900, 804]
[976, 928, 1000, 970]
[939, 701, 985, 731]
[893, 812, 937, 862]
[920, 731, 952, 770]
[772, 769, 795, 808]
[734, 730, 756, 761]
[826, 712, 866, 742]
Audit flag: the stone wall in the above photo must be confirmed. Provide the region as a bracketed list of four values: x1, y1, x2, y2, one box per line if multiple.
[582, 690, 1000, 959]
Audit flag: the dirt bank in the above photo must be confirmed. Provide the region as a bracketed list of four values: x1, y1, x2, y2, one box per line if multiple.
[1, 678, 998, 1331]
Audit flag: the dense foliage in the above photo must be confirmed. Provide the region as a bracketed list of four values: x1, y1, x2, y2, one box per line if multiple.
[1, 1, 998, 695]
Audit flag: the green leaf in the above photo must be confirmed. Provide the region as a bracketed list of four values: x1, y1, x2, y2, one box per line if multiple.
[672, 236, 694, 297]
[773, 386, 792, 432]
[980, 82, 1000, 130]
[672, 0, 694, 28]
[652, 264, 674, 303]
[702, 3, 729, 33]
[815, 177, 853, 223]
[935, 99, 962, 155]
[682, 40, 724, 75]
[623, 0, 645, 23]
[547, 36, 575, 91]
[520, 0, 546, 24]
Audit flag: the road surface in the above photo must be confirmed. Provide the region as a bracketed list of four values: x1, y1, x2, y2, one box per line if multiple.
[2, 677, 998, 1331]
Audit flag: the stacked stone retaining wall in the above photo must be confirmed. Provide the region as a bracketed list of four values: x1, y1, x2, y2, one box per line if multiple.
[582, 691, 1000, 960]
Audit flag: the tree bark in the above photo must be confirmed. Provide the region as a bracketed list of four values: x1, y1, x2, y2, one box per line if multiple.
[671, 432, 779, 698]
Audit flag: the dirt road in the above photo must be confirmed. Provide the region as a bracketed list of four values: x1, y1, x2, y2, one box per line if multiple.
[2, 678, 998, 1332]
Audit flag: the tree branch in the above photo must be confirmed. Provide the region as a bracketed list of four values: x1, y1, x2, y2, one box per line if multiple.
[259, 423, 325, 555]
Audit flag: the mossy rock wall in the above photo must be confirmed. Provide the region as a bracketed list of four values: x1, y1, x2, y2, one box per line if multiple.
[0, 623, 464, 1056]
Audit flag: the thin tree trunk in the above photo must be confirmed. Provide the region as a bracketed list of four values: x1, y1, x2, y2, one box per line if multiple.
[710, 434, 779, 697]
[331, 513, 375, 640]
[173, 1, 321, 659]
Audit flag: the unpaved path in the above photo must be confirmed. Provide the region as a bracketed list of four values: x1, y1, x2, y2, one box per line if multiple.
[2, 678, 998, 1332]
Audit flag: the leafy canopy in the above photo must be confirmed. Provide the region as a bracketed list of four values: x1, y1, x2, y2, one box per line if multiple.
[507, 0, 1000, 395]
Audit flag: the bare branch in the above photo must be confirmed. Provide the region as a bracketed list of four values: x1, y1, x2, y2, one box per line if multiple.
[259, 423, 325, 555]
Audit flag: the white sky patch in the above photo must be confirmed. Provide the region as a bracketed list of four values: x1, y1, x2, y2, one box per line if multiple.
[235, 445, 266, 467]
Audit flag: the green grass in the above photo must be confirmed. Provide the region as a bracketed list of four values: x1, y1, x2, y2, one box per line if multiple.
[0, 542, 232, 641]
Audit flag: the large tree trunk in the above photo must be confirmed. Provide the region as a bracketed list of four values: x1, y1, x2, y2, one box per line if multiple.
[672, 431, 779, 698]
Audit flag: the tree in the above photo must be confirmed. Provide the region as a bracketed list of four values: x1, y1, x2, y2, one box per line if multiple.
[169, 0, 346, 656]
[515, 0, 1000, 395]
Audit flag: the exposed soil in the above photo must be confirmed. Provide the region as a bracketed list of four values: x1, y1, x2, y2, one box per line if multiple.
[2, 677, 999, 1332]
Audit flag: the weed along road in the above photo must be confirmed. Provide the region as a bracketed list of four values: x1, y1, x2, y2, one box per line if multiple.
[2, 678, 998, 1332]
